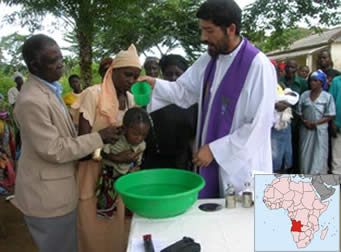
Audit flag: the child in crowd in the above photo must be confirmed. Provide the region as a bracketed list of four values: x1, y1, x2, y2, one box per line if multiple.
[297, 70, 336, 174]
[297, 65, 310, 80]
[63, 74, 82, 109]
[272, 84, 299, 173]
[96, 107, 151, 217]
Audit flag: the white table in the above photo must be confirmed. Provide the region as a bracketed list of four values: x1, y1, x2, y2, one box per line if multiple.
[127, 199, 254, 252]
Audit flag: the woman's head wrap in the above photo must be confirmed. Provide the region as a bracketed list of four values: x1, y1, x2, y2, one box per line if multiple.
[13, 72, 24, 81]
[310, 69, 327, 90]
[0, 111, 8, 120]
[278, 62, 286, 71]
[99, 44, 141, 125]
[143, 56, 159, 66]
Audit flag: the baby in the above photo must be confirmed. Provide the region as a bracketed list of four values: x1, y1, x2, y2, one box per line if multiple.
[96, 107, 151, 217]
[274, 85, 299, 130]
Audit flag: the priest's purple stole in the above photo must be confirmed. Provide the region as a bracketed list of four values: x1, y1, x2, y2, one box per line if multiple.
[199, 39, 260, 198]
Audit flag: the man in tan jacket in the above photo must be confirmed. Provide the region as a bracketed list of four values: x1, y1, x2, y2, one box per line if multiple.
[12, 34, 119, 252]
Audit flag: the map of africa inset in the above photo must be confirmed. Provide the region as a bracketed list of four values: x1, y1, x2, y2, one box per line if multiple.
[255, 174, 340, 252]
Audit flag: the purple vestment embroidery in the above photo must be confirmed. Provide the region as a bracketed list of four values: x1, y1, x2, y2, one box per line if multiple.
[199, 39, 260, 198]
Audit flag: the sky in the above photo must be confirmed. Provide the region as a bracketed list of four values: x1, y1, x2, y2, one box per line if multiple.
[0, 0, 256, 61]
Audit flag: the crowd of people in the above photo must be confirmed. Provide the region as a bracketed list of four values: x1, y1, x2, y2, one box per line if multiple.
[0, 0, 340, 251]
[270, 51, 341, 176]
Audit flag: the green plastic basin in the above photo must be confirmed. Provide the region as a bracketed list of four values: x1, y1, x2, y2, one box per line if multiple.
[114, 169, 205, 218]
[131, 81, 151, 106]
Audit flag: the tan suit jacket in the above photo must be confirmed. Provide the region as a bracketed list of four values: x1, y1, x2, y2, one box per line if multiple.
[12, 74, 103, 217]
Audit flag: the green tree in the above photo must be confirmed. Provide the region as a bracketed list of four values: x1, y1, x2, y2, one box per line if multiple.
[93, 0, 204, 63]
[0, 72, 14, 102]
[0, 33, 28, 70]
[2, 0, 145, 88]
[2, 0, 203, 87]
[242, 0, 341, 51]
[251, 27, 314, 52]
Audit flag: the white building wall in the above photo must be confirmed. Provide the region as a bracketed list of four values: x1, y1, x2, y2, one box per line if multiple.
[331, 43, 341, 70]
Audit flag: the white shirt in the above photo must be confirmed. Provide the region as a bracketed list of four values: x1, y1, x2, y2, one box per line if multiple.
[8, 87, 19, 105]
[148, 39, 277, 196]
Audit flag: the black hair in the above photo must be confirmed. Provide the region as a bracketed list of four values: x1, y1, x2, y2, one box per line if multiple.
[123, 108, 151, 129]
[159, 54, 188, 73]
[196, 0, 242, 35]
[318, 49, 331, 58]
[285, 58, 297, 65]
[68, 74, 80, 83]
[99, 57, 113, 78]
[22, 34, 58, 73]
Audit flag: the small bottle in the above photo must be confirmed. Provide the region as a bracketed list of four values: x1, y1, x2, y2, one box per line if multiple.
[242, 182, 253, 208]
[225, 184, 236, 208]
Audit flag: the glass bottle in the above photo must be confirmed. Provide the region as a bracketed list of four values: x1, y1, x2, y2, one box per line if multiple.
[225, 184, 236, 208]
[242, 182, 253, 208]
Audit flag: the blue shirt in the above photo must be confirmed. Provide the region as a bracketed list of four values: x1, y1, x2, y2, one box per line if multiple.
[329, 75, 341, 127]
[33, 75, 66, 114]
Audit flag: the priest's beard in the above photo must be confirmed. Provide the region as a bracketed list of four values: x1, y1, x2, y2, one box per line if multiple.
[207, 34, 230, 58]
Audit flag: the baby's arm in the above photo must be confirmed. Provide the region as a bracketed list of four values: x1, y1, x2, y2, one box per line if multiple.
[102, 142, 140, 164]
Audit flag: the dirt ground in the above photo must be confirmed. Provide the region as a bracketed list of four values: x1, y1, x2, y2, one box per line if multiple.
[0, 194, 131, 252]
[0, 195, 37, 252]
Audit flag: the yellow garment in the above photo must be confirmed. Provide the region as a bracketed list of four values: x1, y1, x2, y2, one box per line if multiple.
[277, 84, 285, 96]
[0, 120, 5, 134]
[63, 92, 79, 106]
[70, 85, 135, 128]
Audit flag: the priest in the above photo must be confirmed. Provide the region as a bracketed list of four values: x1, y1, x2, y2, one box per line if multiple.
[140, 0, 277, 198]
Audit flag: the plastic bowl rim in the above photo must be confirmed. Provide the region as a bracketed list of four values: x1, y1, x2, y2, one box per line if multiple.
[114, 168, 205, 200]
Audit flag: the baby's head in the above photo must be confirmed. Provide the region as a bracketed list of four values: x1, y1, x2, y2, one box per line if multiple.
[123, 108, 151, 146]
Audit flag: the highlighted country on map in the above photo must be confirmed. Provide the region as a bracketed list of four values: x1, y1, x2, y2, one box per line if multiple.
[263, 177, 329, 248]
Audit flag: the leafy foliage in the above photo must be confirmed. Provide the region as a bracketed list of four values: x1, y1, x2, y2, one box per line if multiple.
[2, 0, 204, 87]
[2, 0, 341, 86]
[0, 72, 14, 103]
[92, 0, 204, 63]
[250, 27, 314, 52]
[0, 33, 28, 70]
[242, 0, 341, 52]
[2, 0, 138, 87]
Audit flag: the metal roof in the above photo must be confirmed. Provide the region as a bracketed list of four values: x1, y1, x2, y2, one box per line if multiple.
[269, 45, 328, 60]
[267, 26, 341, 57]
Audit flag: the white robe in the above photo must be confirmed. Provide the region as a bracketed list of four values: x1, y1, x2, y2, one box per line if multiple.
[148, 39, 277, 196]
[8, 87, 19, 105]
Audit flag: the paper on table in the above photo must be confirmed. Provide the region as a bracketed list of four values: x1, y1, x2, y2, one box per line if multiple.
[130, 238, 168, 252]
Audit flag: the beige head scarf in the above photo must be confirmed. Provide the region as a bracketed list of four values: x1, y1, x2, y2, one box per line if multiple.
[99, 44, 141, 125]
